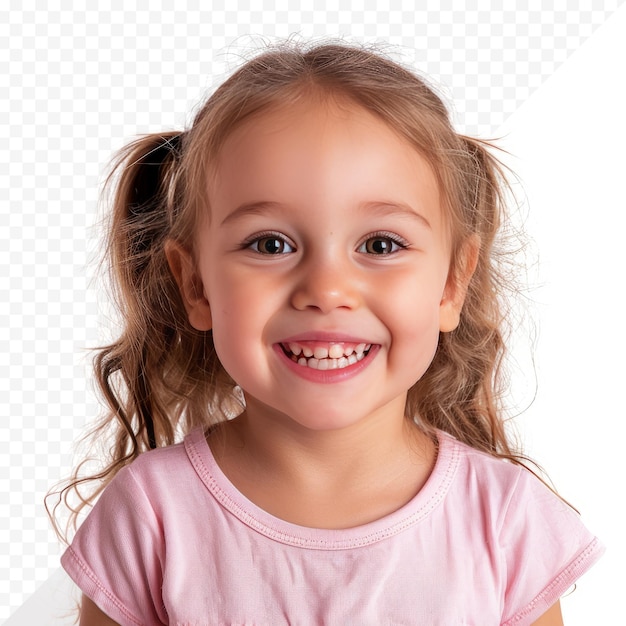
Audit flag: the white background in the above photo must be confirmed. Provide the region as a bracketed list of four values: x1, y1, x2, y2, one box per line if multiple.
[2, 2, 624, 624]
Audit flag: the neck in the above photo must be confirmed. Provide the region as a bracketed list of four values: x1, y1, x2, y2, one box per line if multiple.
[209, 398, 436, 528]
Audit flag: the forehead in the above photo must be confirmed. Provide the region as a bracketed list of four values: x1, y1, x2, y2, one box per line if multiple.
[214, 96, 426, 168]
[206, 98, 444, 232]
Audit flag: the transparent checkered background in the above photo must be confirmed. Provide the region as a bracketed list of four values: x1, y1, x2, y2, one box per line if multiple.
[1, 1, 624, 620]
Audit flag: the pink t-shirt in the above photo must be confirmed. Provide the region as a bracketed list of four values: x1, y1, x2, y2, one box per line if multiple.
[61, 427, 603, 625]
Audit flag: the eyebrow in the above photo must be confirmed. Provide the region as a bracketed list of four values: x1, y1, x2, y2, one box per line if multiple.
[358, 201, 432, 229]
[220, 201, 284, 226]
[220, 200, 432, 229]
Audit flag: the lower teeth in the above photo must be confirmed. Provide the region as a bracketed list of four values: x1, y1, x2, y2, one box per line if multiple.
[292, 351, 368, 370]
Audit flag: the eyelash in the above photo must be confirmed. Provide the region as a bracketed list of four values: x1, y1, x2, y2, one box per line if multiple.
[242, 230, 409, 255]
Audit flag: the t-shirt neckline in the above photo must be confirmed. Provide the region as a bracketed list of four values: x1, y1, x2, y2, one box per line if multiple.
[184, 426, 460, 551]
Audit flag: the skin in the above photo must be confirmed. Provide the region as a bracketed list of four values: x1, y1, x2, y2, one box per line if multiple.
[81, 98, 564, 624]
[79, 597, 119, 625]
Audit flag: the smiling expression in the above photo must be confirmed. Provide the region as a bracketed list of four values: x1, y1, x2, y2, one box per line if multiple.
[170, 97, 471, 433]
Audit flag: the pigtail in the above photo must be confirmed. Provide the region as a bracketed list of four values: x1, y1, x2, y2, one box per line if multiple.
[100, 132, 184, 454]
[408, 135, 520, 460]
[90, 134, 179, 463]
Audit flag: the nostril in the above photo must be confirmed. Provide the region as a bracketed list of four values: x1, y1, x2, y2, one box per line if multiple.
[290, 275, 361, 313]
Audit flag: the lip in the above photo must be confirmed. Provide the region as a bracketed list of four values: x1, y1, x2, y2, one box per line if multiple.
[279, 331, 373, 344]
[273, 342, 380, 384]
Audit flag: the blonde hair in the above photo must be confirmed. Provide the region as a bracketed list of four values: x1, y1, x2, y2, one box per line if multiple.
[48, 40, 531, 540]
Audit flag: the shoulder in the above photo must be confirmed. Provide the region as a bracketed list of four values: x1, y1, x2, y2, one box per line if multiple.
[72, 428, 207, 534]
[438, 430, 527, 498]
[440, 431, 521, 475]
[61, 429, 210, 620]
[125, 433, 191, 476]
[113, 428, 203, 494]
[437, 432, 604, 624]
[436, 431, 586, 534]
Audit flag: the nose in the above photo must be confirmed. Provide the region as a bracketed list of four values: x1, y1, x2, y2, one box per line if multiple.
[290, 254, 362, 313]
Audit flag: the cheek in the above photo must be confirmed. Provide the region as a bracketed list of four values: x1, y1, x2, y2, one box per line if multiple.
[381, 266, 446, 319]
[400, 307, 442, 361]
[393, 309, 442, 388]
[380, 269, 447, 357]
[209, 290, 252, 356]
[211, 314, 260, 389]
[206, 272, 278, 383]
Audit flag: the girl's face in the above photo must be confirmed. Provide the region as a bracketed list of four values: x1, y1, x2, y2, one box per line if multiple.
[174, 98, 472, 433]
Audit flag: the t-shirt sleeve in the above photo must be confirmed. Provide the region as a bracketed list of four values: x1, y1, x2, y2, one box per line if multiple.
[61, 465, 168, 626]
[500, 467, 605, 625]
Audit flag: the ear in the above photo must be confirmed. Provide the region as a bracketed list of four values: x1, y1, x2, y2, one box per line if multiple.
[439, 235, 480, 333]
[164, 240, 212, 331]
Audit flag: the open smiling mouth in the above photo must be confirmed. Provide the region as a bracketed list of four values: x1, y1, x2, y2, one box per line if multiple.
[280, 342, 373, 370]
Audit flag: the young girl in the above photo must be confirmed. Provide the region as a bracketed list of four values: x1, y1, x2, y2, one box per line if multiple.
[52, 41, 603, 625]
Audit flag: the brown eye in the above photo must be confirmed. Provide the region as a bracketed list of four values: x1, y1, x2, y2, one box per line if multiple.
[249, 236, 294, 255]
[359, 236, 404, 255]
